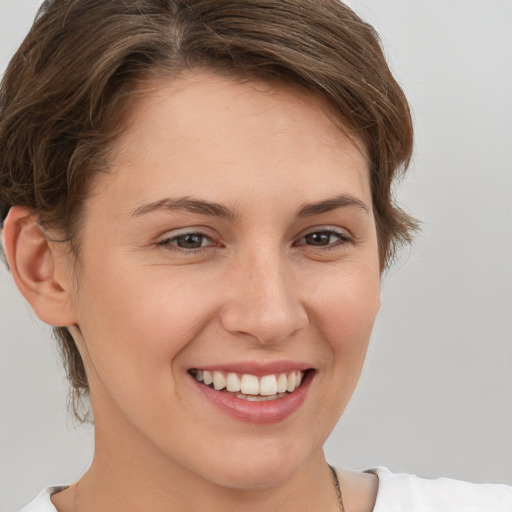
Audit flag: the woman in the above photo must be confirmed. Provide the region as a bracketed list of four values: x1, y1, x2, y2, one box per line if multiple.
[1, 1, 510, 511]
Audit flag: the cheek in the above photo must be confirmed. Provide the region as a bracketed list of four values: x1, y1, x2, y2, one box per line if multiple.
[309, 261, 380, 360]
[72, 257, 221, 398]
[300, 260, 380, 433]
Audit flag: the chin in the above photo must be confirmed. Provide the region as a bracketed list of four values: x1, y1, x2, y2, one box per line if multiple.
[188, 437, 315, 490]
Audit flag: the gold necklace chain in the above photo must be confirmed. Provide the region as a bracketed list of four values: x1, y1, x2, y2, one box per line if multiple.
[328, 464, 346, 512]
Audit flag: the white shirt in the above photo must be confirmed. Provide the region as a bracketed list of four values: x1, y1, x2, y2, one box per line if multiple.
[366, 467, 512, 511]
[19, 467, 512, 512]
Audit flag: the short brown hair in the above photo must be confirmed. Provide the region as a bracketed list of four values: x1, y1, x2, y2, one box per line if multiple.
[0, 0, 417, 419]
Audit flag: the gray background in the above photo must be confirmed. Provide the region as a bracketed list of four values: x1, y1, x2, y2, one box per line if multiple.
[1, 0, 511, 510]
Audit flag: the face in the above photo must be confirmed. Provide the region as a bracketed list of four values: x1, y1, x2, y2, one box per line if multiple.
[65, 72, 380, 489]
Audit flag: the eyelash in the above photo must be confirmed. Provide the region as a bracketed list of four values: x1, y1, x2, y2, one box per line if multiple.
[156, 228, 354, 255]
[294, 229, 354, 249]
[157, 232, 214, 254]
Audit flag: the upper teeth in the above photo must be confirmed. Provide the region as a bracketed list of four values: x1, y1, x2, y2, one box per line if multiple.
[192, 370, 304, 395]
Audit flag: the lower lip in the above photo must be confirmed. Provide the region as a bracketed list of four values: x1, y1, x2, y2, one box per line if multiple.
[190, 372, 313, 425]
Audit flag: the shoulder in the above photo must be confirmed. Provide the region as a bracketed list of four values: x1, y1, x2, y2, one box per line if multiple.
[367, 467, 512, 512]
[18, 487, 66, 512]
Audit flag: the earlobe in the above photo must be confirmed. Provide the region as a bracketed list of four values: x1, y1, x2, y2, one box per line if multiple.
[3, 206, 77, 327]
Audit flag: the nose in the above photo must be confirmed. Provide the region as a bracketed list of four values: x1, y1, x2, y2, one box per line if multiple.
[219, 249, 308, 345]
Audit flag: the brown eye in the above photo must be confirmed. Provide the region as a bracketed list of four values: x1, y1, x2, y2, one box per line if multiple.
[158, 232, 212, 251]
[297, 229, 352, 248]
[175, 234, 206, 249]
[304, 232, 332, 246]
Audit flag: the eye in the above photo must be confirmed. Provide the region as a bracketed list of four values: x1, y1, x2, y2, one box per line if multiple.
[157, 232, 213, 251]
[296, 229, 353, 248]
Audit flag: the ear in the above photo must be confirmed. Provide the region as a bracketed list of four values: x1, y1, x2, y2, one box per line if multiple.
[3, 206, 77, 327]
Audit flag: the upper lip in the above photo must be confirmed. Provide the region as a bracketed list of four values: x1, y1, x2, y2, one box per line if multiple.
[190, 361, 313, 376]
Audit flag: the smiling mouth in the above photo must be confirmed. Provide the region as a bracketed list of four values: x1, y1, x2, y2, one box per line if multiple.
[189, 369, 309, 402]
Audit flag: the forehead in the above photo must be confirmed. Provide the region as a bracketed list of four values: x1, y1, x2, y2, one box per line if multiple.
[92, 72, 371, 214]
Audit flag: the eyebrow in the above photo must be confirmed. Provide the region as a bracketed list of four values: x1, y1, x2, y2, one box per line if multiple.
[131, 197, 237, 220]
[130, 194, 369, 220]
[296, 194, 370, 218]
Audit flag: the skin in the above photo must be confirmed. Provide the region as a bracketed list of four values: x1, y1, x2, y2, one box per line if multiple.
[7, 72, 380, 511]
